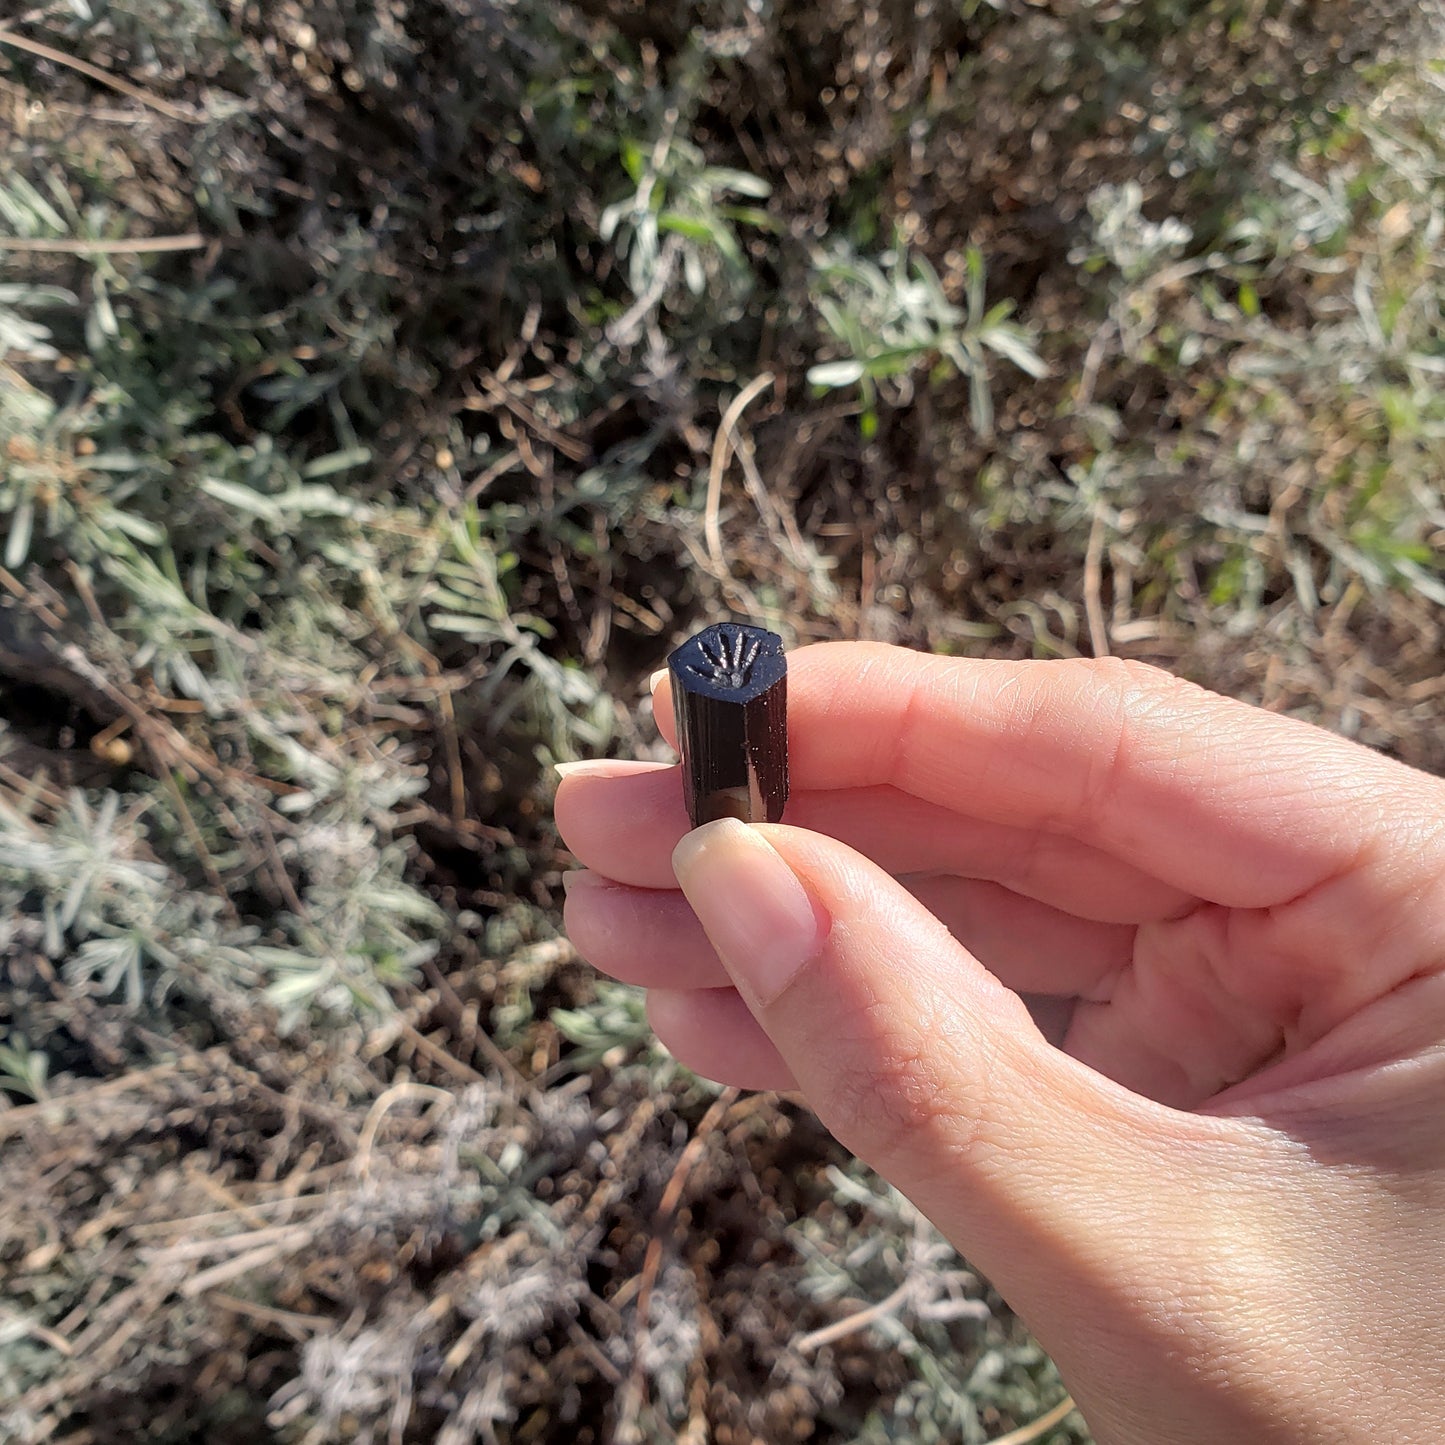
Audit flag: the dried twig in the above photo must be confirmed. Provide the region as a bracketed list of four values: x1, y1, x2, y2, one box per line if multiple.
[396, 1019, 488, 1086]
[704, 372, 775, 575]
[421, 956, 536, 1097]
[0, 1065, 179, 1141]
[466, 373, 589, 462]
[988, 1394, 1080, 1445]
[1083, 507, 1110, 659]
[182, 1238, 311, 1297]
[0, 232, 206, 253]
[147, 1221, 316, 1265]
[1074, 316, 1115, 409]
[0, 1309, 74, 1357]
[0, 25, 197, 122]
[353, 1081, 455, 1180]
[619, 1088, 740, 1428]
[208, 1292, 325, 1340]
[792, 1276, 918, 1353]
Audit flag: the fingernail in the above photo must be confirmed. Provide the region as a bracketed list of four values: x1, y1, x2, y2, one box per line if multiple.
[560, 868, 616, 898]
[648, 667, 669, 692]
[554, 759, 671, 781]
[672, 819, 828, 1005]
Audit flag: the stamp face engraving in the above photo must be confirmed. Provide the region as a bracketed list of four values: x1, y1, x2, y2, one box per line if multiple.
[684, 625, 763, 691]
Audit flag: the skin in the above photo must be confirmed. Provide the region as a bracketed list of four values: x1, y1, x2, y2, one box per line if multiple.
[555, 644, 1445, 1444]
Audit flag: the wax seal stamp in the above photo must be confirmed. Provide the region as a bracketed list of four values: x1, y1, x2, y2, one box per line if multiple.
[668, 622, 788, 828]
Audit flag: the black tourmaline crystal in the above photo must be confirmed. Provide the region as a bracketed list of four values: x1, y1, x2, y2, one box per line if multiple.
[668, 622, 788, 828]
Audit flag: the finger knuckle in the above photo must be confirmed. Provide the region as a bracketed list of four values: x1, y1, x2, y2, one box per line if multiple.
[1068, 658, 1208, 812]
[813, 1003, 997, 1183]
[1078, 654, 1179, 702]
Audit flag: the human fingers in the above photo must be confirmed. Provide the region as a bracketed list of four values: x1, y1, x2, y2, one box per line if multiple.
[904, 873, 1133, 995]
[666, 817, 1197, 1239]
[658, 643, 1445, 908]
[652, 981, 1078, 1080]
[645, 987, 797, 1091]
[666, 817, 1445, 1442]
[563, 872, 723, 990]
[565, 866, 1133, 997]
[556, 769, 1192, 922]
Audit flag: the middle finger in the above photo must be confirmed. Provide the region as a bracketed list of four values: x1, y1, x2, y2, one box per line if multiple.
[556, 767, 1195, 922]
[565, 868, 1135, 997]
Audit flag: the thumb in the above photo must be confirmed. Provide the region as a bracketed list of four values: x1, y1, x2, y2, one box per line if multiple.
[670, 819, 1275, 1376]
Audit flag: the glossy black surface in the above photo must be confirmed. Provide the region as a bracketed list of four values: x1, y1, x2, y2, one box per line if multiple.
[668, 623, 788, 827]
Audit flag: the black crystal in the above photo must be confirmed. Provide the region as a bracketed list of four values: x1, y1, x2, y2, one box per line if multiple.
[668, 623, 788, 828]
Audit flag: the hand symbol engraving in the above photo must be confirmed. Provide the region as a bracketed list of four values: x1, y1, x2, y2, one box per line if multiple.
[685, 625, 763, 691]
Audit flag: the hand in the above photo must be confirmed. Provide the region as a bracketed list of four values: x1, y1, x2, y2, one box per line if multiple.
[556, 644, 1445, 1444]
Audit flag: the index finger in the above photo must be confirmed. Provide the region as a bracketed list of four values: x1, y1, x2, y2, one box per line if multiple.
[652, 642, 1445, 908]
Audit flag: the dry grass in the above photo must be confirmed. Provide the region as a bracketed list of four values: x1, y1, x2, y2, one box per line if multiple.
[1, 0, 1442, 1440]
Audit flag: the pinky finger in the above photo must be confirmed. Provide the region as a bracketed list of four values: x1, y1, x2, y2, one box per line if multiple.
[646, 987, 799, 1092]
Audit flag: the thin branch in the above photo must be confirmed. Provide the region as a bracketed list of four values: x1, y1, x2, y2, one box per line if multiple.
[705, 371, 776, 575]
[396, 1019, 488, 1086]
[0, 26, 197, 122]
[353, 1081, 455, 1180]
[208, 1292, 325, 1339]
[1083, 506, 1110, 659]
[604, 233, 683, 349]
[0, 232, 206, 254]
[619, 1088, 740, 1428]
[1074, 315, 1115, 409]
[0, 1313, 75, 1357]
[989, 1394, 1080, 1445]
[181, 1237, 311, 1297]
[0, 1065, 179, 1142]
[792, 1276, 917, 1353]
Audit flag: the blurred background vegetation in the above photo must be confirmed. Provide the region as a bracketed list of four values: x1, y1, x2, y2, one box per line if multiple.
[0, 0, 1442, 1440]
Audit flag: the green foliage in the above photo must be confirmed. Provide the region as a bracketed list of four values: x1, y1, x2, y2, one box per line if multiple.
[551, 981, 659, 1072]
[794, 1164, 1081, 1444]
[0, 1032, 50, 1102]
[600, 133, 774, 306]
[808, 246, 1045, 438]
[0, 283, 75, 367]
[1052, 67, 1445, 638]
